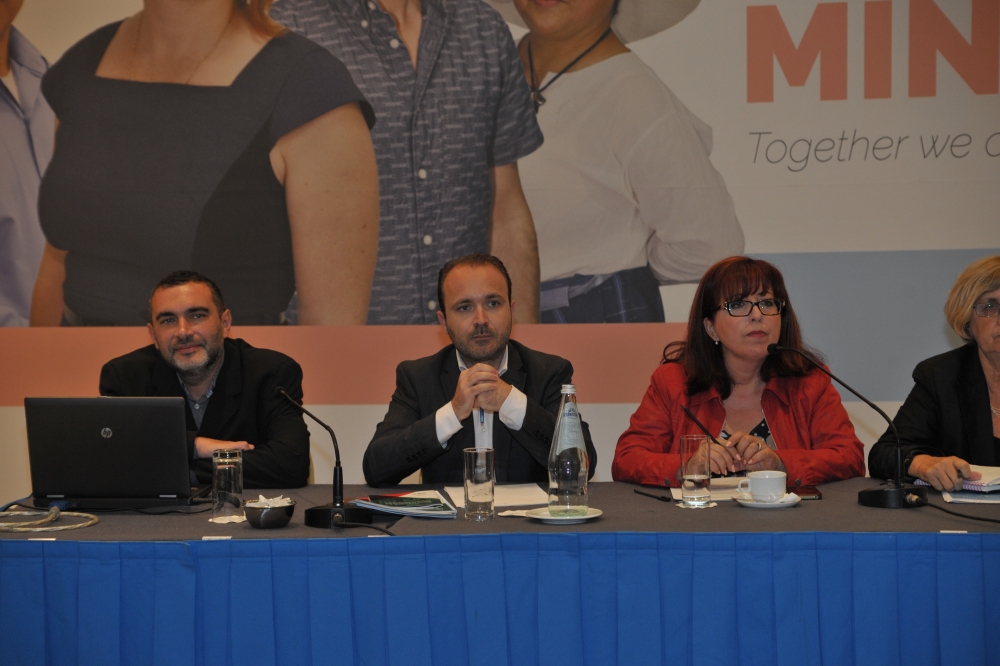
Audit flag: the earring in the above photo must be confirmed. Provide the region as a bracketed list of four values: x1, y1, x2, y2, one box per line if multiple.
[714, 339, 719, 346]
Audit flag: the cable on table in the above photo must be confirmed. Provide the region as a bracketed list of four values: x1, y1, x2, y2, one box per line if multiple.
[0, 506, 99, 532]
[905, 493, 1000, 525]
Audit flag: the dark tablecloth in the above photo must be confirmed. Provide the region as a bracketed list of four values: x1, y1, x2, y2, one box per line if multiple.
[3, 478, 997, 540]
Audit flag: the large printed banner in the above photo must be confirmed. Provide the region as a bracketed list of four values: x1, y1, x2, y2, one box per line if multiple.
[2, 0, 998, 390]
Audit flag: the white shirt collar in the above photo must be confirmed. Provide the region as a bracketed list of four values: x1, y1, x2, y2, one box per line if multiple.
[456, 345, 508, 376]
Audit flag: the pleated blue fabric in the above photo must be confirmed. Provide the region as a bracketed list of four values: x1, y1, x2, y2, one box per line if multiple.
[1, 532, 998, 666]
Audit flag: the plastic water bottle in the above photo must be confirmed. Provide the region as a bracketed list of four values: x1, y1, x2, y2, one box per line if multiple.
[548, 385, 589, 516]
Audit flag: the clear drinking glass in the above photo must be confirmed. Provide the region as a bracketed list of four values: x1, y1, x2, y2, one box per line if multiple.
[210, 449, 244, 523]
[679, 435, 712, 506]
[463, 448, 495, 521]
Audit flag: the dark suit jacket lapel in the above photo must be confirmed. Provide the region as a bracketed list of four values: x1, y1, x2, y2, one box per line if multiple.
[958, 346, 995, 465]
[491, 345, 527, 482]
[150, 358, 183, 397]
[440, 346, 460, 406]
[149, 356, 197, 430]
[200, 340, 243, 437]
[503, 344, 527, 394]
[439, 346, 473, 452]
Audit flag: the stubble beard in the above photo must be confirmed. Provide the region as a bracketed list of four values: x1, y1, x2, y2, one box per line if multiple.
[163, 335, 224, 383]
[449, 321, 511, 365]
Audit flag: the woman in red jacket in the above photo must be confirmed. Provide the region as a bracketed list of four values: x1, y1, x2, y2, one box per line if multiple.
[612, 256, 865, 487]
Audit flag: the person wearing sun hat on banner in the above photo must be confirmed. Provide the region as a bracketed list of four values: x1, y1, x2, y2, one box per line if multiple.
[487, 0, 744, 323]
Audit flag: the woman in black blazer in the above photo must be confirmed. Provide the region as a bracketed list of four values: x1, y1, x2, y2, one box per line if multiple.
[869, 255, 1000, 490]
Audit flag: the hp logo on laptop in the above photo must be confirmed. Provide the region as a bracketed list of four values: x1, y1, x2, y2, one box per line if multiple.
[101, 428, 113, 439]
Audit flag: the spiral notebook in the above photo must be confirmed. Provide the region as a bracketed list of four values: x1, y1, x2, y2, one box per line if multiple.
[914, 465, 1000, 493]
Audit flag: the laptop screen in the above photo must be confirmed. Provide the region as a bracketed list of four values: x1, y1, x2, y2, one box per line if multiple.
[24, 397, 191, 507]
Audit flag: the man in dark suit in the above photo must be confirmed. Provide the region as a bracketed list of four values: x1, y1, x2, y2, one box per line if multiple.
[364, 254, 597, 486]
[99, 271, 310, 488]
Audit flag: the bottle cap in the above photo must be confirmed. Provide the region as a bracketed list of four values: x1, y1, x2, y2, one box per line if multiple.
[561, 384, 576, 394]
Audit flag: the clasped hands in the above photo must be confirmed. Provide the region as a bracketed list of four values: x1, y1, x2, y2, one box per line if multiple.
[707, 432, 785, 476]
[451, 363, 512, 421]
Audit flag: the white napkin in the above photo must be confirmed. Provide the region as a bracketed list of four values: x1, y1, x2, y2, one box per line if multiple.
[244, 495, 293, 508]
[444, 484, 548, 509]
[208, 515, 246, 524]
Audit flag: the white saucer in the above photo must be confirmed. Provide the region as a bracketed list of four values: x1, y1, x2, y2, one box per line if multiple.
[525, 507, 603, 524]
[735, 494, 800, 509]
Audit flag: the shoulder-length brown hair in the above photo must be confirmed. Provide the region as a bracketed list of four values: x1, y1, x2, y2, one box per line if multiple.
[239, 0, 286, 38]
[662, 256, 819, 398]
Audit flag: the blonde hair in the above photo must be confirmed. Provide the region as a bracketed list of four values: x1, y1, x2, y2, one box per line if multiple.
[944, 255, 1000, 340]
[238, 0, 286, 38]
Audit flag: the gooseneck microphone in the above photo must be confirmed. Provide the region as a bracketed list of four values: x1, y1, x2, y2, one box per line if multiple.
[766, 344, 927, 509]
[275, 387, 373, 527]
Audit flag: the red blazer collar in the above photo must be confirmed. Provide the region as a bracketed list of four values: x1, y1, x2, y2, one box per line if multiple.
[688, 386, 720, 407]
[763, 375, 792, 407]
[687, 374, 793, 407]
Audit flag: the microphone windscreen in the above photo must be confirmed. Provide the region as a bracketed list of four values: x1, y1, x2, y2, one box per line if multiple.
[767, 344, 781, 354]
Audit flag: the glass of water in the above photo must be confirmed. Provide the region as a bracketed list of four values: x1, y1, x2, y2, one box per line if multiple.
[679, 435, 711, 507]
[463, 448, 495, 521]
[211, 449, 244, 523]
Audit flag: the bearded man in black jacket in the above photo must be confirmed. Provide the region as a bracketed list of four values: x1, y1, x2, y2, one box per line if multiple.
[100, 271, 310, 488]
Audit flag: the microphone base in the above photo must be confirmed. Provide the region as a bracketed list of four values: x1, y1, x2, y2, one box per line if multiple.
[857, 483, 927, 509]
[304, 504, 374, 528]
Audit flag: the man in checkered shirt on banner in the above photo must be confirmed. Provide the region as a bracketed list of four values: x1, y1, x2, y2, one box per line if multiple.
[271, 0, 543, 324]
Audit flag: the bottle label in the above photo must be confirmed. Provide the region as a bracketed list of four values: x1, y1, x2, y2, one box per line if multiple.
[554, 405, 584, 453]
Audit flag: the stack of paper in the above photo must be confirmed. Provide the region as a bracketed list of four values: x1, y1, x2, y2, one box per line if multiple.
[941, 491, 1000, 504]
[444, 484, 548, 509]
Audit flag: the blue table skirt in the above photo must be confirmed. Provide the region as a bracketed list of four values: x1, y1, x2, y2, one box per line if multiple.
[2, 532, 999, 666]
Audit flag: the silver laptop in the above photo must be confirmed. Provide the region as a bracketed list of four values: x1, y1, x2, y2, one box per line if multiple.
[24, 397, 193, 509]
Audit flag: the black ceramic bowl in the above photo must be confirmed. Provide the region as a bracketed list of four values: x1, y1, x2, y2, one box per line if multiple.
[244, 501, 295, 529]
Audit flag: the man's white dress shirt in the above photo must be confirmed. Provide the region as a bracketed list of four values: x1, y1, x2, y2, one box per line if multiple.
[434, 346, 528, 448]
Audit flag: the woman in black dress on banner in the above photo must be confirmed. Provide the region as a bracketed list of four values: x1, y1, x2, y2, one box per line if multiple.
[869, 255, 1000, 490]
[32, 0, 379, 326]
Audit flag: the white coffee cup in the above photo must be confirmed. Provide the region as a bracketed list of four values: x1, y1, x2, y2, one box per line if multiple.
[737, 471, 787, 503]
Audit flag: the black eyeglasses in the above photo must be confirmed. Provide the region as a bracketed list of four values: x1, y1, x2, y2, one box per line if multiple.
[972, 301, 999, 318]
[716, 298, 784, 317]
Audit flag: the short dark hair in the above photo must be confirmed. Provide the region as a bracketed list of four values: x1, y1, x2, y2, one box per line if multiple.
[662, 256, 819, 398]
[148, 271, 226, 322]
[437, 253, 512, 316]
